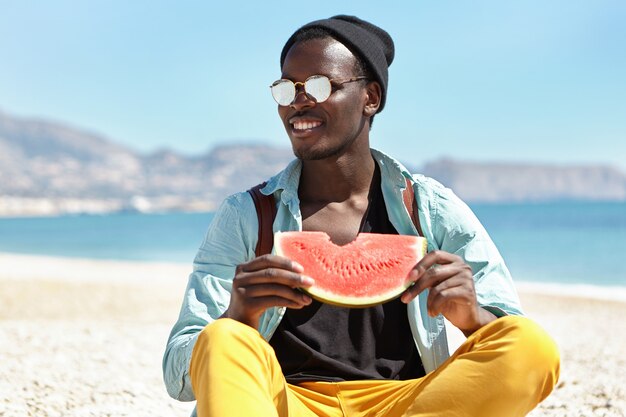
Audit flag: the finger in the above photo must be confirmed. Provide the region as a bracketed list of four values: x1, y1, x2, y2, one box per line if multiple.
[400, 266, 460, 304]
[401, 262, 470, 304]
[241, 284, 312, 305]
[427, 279, 475, 316]
[401, 256, 440, 303]
[236, 269, 315, 288]
[248, 295, 313, 311]
[413, 264, 466, 295]
[411, 250, 461, 279]
[241, 254, 304, 273]
[400, 282, 420, 304]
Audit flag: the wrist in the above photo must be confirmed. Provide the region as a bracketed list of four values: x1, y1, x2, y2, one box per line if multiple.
[461, 307, 498, 337]
[220, 308, 259, 329]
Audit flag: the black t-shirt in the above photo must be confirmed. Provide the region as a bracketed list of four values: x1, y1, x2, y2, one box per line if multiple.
[269, 168, 426, 384]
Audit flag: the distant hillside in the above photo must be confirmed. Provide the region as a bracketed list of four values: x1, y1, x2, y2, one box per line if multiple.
[1, 109, 625, 216]
[0, 110, 293, 216]
[422, 158, 626, 203]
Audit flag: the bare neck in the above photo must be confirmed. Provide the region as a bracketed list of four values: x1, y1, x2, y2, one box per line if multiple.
[299, 147, 376, 203]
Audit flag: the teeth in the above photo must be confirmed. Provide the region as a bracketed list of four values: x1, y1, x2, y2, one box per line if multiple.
[293, 121, 321, 130]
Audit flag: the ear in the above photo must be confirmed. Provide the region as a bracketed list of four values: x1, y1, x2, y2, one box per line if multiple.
[363, 81, 382, 117]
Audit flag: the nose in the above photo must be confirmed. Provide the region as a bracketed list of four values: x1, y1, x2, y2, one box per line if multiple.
[289, 86, 316, 111]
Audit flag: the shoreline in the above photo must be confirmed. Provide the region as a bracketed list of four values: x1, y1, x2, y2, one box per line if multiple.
[2, 251, 625, 303]
[515, 280, 626, 303]
[0, 251, 191, 283]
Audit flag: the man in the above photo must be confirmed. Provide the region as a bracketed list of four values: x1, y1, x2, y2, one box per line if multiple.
[163, 15, 560, 417]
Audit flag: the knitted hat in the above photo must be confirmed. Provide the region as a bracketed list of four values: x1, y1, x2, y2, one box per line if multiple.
[280, 15, 395, 112]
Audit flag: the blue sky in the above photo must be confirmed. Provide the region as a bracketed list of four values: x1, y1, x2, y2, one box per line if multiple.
[1, 1, 625, 169]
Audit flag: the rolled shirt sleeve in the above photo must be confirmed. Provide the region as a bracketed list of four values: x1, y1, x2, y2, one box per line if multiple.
[415, 175, 523, 317]
[162, 192, 257, 401]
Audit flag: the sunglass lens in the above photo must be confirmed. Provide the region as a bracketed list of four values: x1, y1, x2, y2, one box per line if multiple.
[305, 75, 332, 102]
[271, 80, 295, 106]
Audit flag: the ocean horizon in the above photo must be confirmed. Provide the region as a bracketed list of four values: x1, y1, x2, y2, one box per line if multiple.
[1, 201, 625, 290]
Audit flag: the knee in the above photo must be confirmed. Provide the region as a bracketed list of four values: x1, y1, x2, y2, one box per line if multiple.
[191, 319, 262, 376]
[499, 316, 560, 366]
[201, 317, 252, 338]
[196, 318, 260, 352]
[494, 316, 561, 400]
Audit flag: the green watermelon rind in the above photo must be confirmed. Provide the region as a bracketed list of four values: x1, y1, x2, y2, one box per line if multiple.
[303, 283, 414, 308]
[275, 232, 428, 308]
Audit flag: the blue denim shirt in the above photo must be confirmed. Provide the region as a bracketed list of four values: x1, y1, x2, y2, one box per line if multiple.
[162, 148, 523, 406]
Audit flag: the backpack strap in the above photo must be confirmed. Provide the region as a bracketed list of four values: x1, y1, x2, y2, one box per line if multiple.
[248, 178, 422, 257]
[247, 182, 277, 257]
[403, 177, 424, 237]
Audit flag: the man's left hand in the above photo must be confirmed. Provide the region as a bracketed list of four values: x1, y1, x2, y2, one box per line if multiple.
[400, 250, 496, 335]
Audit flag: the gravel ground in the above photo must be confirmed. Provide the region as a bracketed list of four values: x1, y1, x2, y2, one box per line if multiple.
[523, 293, 626, 417]
[1, 253, 624, 417]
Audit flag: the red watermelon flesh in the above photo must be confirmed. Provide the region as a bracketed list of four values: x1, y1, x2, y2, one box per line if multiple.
[274, 231, 428, 307]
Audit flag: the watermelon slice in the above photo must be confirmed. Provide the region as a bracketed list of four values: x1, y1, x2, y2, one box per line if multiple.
[274, 231, 428, 307]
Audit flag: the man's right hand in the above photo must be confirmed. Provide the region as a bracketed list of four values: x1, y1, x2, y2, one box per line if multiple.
[222, 254, 315, 329]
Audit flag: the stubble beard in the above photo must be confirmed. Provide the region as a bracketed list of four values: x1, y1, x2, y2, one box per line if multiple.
[293, 141, 350, 161]
[292, 122, 366, 161]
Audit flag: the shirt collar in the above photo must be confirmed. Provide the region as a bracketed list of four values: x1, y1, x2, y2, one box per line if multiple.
[260, 148, 414, 207]
[370, 148, 414, 190]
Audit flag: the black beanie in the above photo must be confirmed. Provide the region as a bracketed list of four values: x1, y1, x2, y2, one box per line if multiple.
[280, 15, 395, 113]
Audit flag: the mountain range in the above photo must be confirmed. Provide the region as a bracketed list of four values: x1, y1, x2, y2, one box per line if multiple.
[1, 109, 625, 217]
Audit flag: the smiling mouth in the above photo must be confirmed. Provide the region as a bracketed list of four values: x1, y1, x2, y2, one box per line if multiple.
[291, 120, 323, 132]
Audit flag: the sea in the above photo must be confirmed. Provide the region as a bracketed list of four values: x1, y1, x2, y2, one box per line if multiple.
[0, 201, 625, 289]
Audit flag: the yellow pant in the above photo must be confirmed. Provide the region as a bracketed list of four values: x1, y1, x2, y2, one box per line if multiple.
[190, 316, 559, 417]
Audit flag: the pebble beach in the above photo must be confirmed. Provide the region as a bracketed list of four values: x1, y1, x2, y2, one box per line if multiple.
[1, 252, 624, 417]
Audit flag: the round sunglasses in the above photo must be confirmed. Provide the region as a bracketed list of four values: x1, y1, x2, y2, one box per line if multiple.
[270, 75, 368, 106]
